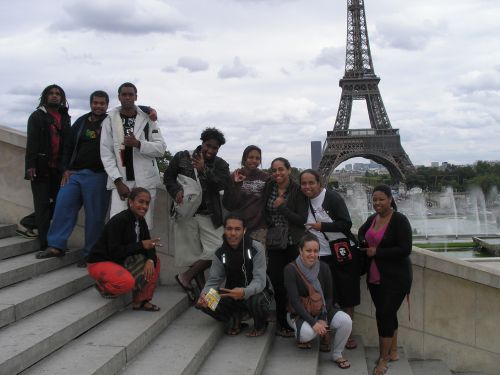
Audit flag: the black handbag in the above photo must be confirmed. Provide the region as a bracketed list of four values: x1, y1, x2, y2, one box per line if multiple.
[266, 226, 288, 249]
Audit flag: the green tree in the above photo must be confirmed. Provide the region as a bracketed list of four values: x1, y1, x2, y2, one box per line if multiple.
[156, 150, 173, 173]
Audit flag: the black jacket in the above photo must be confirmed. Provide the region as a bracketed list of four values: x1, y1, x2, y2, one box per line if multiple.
[317, 189, 353, 237]
[63, 112, 106, 170]
[25, 106, 71, 178]
[358, 211, 413, 293]
[263, 178, 308, 245]
[164, 148, 230, 227]
[86, 209, 156, 265]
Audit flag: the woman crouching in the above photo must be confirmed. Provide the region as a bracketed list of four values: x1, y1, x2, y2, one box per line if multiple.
[284, 233, 352, 369]
[86, 187, 161, 311]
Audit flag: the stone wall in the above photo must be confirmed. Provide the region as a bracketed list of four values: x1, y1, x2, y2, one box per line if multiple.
[354, 247, 500, 375]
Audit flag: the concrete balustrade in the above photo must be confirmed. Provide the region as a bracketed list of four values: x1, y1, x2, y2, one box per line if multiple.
[2, 124, 499, 374]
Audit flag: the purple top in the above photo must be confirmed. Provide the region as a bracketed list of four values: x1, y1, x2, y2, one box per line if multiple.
[365, 216, 387, 284]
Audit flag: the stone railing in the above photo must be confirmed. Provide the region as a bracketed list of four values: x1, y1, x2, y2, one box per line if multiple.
[354, 247, 500, 375]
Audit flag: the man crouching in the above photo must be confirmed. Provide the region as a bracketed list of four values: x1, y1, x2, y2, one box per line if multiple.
[196, 213, 273, 337]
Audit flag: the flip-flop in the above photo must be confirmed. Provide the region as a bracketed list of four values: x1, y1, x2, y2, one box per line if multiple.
[345, 336, 358, 349]
[276, 327, 295, 338]
[297, 341, 312, 349]
[133, 301, 160, 312]
[335, 358, 351, 369]
[175, 274, 197, 302]
[36, 247, 64, 259]
[246, 329, 265, 337]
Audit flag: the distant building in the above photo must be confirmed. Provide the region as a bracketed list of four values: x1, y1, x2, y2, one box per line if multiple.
[431, 162, 439, 168]
[345, 164, 352, 171]
[311, 141, 322, 170]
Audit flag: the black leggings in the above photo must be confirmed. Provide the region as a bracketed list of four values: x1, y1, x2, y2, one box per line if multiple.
[267, 244, 298, 329]
[368, 283, 406, 338]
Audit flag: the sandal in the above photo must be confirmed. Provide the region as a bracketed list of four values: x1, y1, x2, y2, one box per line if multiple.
[334, 358, 351, 369]
[373, 359, 388, 375]
[345, 336, 357, 349]
[320, 335, 331, 352]
[276, 327, 295, 338]
[297, 341, 312, 349]
[388, 350, 399, 362]
[246, 327, 267, 337]
[175, 274, 197, 302]
[133, 300, 160, 312]
[36, 247, 64, 259]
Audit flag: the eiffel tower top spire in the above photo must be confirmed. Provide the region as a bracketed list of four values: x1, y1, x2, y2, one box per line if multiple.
[345, 0, 375, 77]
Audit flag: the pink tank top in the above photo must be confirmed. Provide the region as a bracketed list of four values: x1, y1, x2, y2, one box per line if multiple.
[365, 216, 387, 284]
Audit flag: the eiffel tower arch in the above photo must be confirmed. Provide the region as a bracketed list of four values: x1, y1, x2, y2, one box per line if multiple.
[318, 0, 413, 181]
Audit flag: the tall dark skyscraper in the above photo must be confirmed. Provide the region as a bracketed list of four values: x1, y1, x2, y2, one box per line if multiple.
[311, 141, 322, 170]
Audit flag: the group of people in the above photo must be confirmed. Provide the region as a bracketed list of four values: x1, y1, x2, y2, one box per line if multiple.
[22, 83, 413, 373]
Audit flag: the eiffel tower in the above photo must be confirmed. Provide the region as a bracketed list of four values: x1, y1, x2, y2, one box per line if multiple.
[318, 0, 413, 181]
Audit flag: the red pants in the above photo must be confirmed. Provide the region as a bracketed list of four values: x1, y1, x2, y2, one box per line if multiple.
[87, 258, 160, 303]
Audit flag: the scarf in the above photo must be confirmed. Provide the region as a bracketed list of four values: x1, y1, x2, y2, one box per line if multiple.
[295, 255, 326, 311]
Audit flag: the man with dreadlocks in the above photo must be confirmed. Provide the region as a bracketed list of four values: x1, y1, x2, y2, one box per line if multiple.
[25, 84, 71, 252]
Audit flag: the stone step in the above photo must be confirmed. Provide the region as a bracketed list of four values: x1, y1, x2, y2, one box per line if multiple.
[318, 335, 368, 375]
[0, 287, 129, 374]
[23, 287, 188, 375]
[0, 236, 39, 260]
[120, 307, 224, 375]
[0, 266, 93, 329]
[365, 346, 413, 375]
[197, 322, 275, 375]
[0, 224, 16, 239]
[409, 359, 452, 375]
[0, 248, 83, 289]
[262, 335, 319, 375]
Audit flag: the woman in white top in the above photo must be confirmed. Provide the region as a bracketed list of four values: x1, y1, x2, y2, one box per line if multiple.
[299, 169, 360, 350]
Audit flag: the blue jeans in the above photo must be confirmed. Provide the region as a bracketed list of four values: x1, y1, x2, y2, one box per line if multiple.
[47, 169, 109, 256]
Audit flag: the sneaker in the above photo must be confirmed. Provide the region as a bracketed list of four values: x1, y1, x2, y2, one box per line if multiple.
[16, 228, 38, 239]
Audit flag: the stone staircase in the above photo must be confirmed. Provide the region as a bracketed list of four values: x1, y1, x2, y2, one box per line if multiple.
[0, 224, 482, 375]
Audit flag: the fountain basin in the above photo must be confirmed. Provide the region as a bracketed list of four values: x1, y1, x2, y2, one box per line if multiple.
[472, 236, 500, 256]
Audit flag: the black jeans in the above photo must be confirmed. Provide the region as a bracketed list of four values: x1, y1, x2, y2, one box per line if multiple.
[200, 290, 272, 330]
[267, 244, 298, 329]
[30, 169, 61, 249]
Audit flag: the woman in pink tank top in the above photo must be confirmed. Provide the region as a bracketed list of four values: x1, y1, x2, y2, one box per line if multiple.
[358, 185, 412, 375]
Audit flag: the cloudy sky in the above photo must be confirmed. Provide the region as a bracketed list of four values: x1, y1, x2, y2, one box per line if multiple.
[1, 0, 499, 170]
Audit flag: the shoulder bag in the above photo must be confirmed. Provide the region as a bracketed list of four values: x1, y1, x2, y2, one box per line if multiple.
[288, 263, 323, 316]
[309, 201, 353, 265]
[173, 168, 202, 219]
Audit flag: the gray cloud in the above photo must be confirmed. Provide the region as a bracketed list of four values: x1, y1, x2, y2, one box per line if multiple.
[218, 57, 256, 79]
[177, 56, 209, 72]
[162, 66, 178, 73]
[314, 46, 345, 69]
[373, 19, 446, 51]
[51, 0, 188, 35]
[453, 68, 500, 95]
